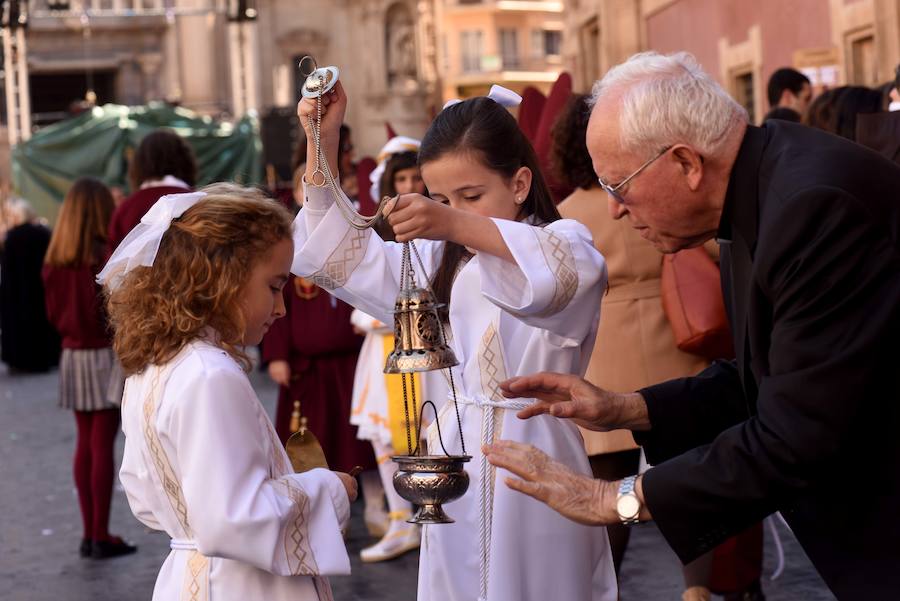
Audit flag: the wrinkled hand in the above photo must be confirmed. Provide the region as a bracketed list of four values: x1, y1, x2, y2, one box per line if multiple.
[483, 440, 616, 526]
[296, 80, 346, 142]
[267, 360, 291, 388]
[334, 471, 359, 502]
[384, 194, 455, 243]
[502, 372, 650, 432]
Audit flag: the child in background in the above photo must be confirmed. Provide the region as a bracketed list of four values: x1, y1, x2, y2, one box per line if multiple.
[43, 177, 136, 559]
[351, 137, 430, 562]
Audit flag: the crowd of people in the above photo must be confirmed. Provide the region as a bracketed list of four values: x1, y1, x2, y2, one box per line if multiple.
[0, 51, 898, 601]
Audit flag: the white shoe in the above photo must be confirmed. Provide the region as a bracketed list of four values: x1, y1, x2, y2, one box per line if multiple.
[364, 507, 390, 538]
[360, 526, 421, 563]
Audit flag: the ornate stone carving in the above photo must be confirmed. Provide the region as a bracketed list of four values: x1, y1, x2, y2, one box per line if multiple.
[385, 2, 417, 88]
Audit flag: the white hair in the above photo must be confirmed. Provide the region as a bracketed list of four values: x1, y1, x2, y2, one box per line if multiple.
[590, 51, 748, 157]
[3, 197, 36, 227]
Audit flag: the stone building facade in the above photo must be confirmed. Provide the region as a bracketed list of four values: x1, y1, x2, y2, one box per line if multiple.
[2, 0, 442, 169]
[562, 0, 900, 123]
[2, 0, 580, 180]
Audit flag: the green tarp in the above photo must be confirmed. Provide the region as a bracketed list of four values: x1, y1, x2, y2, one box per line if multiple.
[11, 102, 263, 222]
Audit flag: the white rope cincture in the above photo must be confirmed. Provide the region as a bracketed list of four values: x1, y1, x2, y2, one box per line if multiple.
[169, 538, 198, 551]
[454, 394, 533, 601]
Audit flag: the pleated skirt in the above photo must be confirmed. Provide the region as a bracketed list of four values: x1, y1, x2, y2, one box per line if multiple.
[58, 347, 120, 411]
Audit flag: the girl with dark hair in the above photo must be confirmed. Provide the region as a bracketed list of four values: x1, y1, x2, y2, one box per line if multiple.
[43, 177, 135, 559]
[294, 82, 615, 600]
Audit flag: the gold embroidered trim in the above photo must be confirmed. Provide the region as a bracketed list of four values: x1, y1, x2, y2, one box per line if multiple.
[533, 228, 578, 317]
[143, 371, 192, 536]
[265, 414, 291, 478]
[478, 324, 507, 494]
[313, 576, 335, 601]
[478, 324, 506, 403]
[310, 227, 369, 290]
[275, 478, 320, 576]
[181, 550, 209, 601]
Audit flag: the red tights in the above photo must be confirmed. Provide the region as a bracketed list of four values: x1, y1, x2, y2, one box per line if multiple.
[73, 409, 120, 542]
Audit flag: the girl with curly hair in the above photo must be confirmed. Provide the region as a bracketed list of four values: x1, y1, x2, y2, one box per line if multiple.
[101, 184, 356, 601]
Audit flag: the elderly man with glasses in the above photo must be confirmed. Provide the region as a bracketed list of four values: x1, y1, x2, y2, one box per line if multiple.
[484, 51, 900, 599]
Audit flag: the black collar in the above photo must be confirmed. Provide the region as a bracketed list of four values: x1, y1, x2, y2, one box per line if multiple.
[717, 124, 766, 251]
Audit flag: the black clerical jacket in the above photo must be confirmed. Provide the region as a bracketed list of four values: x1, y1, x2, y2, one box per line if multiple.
[635, 122, 900, 599]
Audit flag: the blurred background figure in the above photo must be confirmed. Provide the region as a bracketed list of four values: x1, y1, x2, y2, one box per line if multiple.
[762, 107, 801, 123]
[854, 65, 900, 165]
[42, 177, 136, 560]
[804, 85, 884, 142]
[351, 136, 427, 563]
[104, 128, 198, 404]
[338, 124, 359, 201]
[107, 129, 197, 254]
[767, 67, 813, 115]
[0, 197, 59, 372]
[550, 94, 763, 601]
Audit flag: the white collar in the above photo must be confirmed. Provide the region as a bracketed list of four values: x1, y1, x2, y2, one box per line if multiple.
[140, 175, 191, 191]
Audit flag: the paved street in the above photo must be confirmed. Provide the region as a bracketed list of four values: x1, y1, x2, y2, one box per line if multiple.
[1, 360, 835, 600]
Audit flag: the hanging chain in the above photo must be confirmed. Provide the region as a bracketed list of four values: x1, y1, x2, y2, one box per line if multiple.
[400, 373, 413, 455]
[301, 57, 469, 458]
[306, 72, 393, 230]
[409, 241, 467, 456]
[409, 368, 420, 454]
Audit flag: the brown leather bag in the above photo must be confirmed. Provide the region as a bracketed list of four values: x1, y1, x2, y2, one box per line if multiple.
[660, 246, 734, 360]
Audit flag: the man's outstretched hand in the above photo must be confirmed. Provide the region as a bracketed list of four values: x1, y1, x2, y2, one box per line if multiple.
[483, 440, 636, 526]
[484, 440, 652, 526]
[501, 372, 651, 432]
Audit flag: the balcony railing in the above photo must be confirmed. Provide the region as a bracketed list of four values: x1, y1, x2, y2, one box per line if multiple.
[29, 0, 222, 17]
[33, 0, 164, 13]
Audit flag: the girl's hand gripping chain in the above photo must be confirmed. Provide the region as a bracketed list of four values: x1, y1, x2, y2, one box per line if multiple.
[383, 194, 454, 242]
[297, 81, 347, 187]
[297, 80, 346, 142]
[384, 194, 515, 262]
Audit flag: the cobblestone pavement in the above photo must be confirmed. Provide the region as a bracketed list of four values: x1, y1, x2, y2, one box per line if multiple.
[0, 361, 835, 600]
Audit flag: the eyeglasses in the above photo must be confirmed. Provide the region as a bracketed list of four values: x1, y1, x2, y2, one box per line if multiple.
[597, 145, 672, 204]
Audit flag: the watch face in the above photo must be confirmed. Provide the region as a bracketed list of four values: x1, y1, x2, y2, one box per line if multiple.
[617, 495, 641, 520]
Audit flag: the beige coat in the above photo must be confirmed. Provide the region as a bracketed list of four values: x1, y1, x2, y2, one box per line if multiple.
[558, 188, 712, 455]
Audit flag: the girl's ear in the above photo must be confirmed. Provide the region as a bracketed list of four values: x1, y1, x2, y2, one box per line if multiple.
[512, 166, 532, 205]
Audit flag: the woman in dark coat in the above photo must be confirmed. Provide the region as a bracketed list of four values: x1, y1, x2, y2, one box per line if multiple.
[0, 199, 59, 372]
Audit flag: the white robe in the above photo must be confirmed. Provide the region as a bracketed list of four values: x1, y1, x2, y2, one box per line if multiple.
[349, 309, 395, 445]
[293, 185, 617, 601]
[350, 309, 445, 447]
[119, 340, 351, 601]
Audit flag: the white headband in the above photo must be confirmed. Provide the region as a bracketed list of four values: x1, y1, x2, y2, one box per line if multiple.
[369, 136, 421, 201]
[97, 191, 207, 291]
[442, 84, 522, 111]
